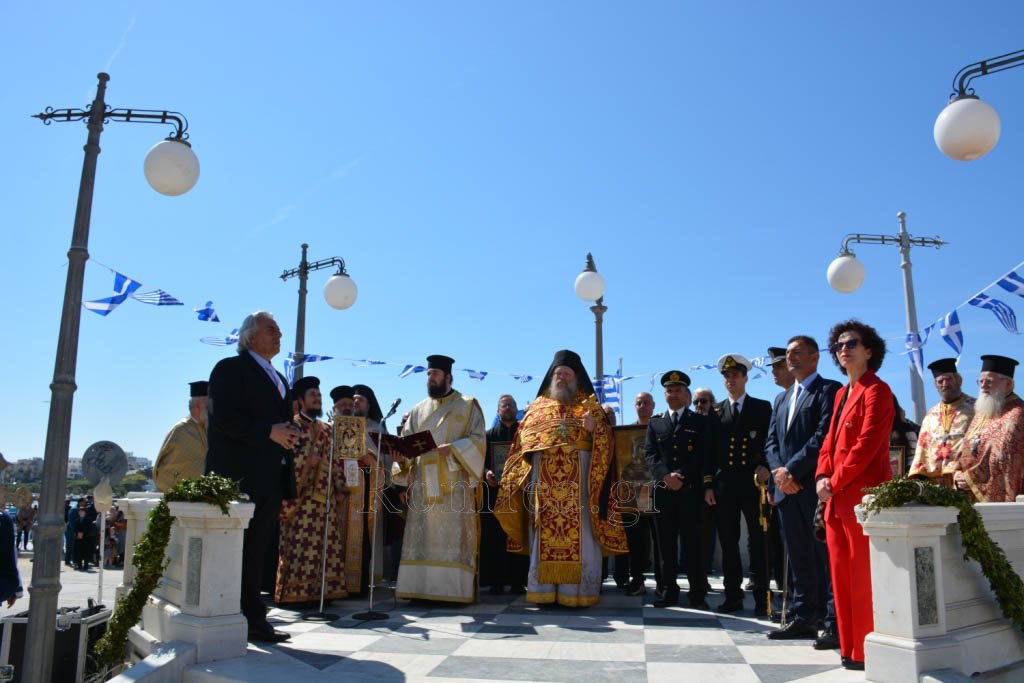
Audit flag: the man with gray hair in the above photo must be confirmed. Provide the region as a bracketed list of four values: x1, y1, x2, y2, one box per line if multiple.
[954, 354, 1024, 502]
[206, 311, 299, 643]
[692, 387, 716, 416]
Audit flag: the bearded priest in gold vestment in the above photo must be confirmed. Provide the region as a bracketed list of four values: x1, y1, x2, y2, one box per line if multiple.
[496, 349, 627, 607]
[395, 354, 486, 603]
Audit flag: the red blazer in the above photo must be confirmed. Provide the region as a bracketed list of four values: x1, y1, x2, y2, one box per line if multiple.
[815, 370, 895, 519]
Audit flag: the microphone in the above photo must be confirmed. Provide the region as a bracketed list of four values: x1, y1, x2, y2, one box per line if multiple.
[383, 397, 401, 421]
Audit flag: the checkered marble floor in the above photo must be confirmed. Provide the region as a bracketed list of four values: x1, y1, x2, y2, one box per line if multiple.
[186, 578, 865, 683]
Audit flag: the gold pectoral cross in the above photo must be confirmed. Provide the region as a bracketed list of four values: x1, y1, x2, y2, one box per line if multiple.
[557, 418, 571, 441]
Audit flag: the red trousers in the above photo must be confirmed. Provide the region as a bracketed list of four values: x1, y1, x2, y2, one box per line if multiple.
[825, 512, 873, 662]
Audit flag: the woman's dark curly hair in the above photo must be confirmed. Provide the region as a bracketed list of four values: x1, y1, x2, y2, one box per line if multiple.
[827, 319, 886, 375]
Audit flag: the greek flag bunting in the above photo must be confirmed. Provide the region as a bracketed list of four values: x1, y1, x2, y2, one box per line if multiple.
[193, 301, 220, 322]
[996, 270, 1024, 297]
[464, 369, 488, 381]
[399, 364, 426, 378]
[132, 289, 184, 306]
[83, 272, 143, 316]
[968, 294, 1019, 334]
[939, 311, 964, 356]
[511, 374, 533, 383]
[905, 332, 926, 380]
[199, 328, 240, 346]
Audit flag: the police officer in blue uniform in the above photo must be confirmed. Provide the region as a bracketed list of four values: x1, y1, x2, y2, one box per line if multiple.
[710, 353, 773, 616]
[644, 371, 715, 609]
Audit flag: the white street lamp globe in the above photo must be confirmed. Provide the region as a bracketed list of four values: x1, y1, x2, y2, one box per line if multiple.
[827, 254, 865, 293]
[323, 274, 358, 310]
[144, 139, 200, 196]
[934, 97, 1001, 161]
[574, 269, 605, 302]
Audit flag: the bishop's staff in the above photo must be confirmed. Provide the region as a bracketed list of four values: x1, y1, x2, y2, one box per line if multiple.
[754, 473, 774, 620]
[352, 397, 400, 622]
[301, 416, 340, 622]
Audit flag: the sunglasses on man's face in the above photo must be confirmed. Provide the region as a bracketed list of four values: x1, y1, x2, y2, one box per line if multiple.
[694, 398, 709, 405]
[830, 338, 862, 353]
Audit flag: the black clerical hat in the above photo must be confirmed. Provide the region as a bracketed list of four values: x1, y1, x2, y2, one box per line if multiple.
[536, 349, 595, 398]
[766, 347, 787, 366]
[189, 381, 209, 397]
[426, 354, 455, 374]
[980, 354, 1019, 378]
[352, 384, 384, 422]
[927, 358, 959, 377]
[330, 385, 354, 403]
[292, 375, 320, 399]
[660, 370, 691, 387]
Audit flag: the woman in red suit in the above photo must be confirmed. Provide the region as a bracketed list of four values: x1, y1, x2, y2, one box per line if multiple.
[815, 320, 895, 671]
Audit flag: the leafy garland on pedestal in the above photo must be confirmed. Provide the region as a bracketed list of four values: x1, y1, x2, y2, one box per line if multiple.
[94, 474, 242, 667]
[860, 478, 1024, 632]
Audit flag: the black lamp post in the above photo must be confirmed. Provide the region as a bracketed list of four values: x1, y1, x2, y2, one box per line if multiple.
[26, 73, 199, 683]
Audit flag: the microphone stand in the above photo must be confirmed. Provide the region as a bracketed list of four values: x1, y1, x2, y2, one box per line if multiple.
[353, 403, 398, 621]
[302, 416, 340, 622]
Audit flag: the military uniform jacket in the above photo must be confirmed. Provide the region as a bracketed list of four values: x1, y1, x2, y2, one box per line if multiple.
[713, 395, 772, 496]
[644, 409, 715, 489]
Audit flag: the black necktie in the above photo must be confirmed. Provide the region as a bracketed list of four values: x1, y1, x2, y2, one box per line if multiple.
[732, 402, 740, 420]
[672, 411, 679, 427]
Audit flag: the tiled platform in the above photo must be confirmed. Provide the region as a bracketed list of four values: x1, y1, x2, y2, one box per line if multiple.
[187, 578, 865, 683]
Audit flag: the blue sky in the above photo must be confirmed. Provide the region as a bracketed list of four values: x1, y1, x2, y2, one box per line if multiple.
[3, 2, 1024, 465]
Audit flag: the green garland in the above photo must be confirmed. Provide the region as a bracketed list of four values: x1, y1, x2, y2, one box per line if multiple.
[861, 478, 1024, 632]
[94, 474, 242, 667]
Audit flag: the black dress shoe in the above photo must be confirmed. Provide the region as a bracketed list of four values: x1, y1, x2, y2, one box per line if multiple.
[487, 585, 506, 595]
[716, 600, 743, 614]
[689, 600, 711, 611]
[509, 585, 526, 595]
[654, 591, 679, 608]
[248, 625, 290, 643]
[767, 619, 818, 640]
[754, 605, 770, 618]
[744, 579, 755, 590]
[841, 658, 864, 671]
[813, 630, 840, 650]
[624, 580, 645, 597]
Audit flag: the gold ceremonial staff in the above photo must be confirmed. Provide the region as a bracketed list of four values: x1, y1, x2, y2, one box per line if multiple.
[754, 473, 774, 620]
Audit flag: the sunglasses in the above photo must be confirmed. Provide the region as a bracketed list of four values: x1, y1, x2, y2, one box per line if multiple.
[693, 398, 709, 405]
[830, 338, 862, 353]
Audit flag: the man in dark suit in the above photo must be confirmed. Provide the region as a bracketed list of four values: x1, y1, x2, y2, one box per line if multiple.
[206, 311, 299, 643]
[710, 353, 773, 616]
[765, 336, 842, 642]
[644, 371, 715, 609]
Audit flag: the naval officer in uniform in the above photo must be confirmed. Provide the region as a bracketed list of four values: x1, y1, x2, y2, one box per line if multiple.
[644, 371, 715, 609]
[710, 353, 773, 616]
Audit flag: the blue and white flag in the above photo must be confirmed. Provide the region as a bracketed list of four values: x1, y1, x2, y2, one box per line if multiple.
[596, 372, 622, 410]
[132, 289, 184, 306]
[193, 301, 220, 322]
[463, 369, 488, 381]
[351, 359, 387, 367]
[83, 272, 142, 316]
[511, 374, 533, 383]
[939, 311, 964, 356]
[996, 270, 1024, 297]
[905, 332, 926, 380]
[968, 294, 1019, 334]
[283, 358, 297, 388]
[291, 353, 333, 364]
[200, 328, 240, 346]
[751, 355, 768, 371]
[689, 362, 716, 371]
[399, 364, 426, 378]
